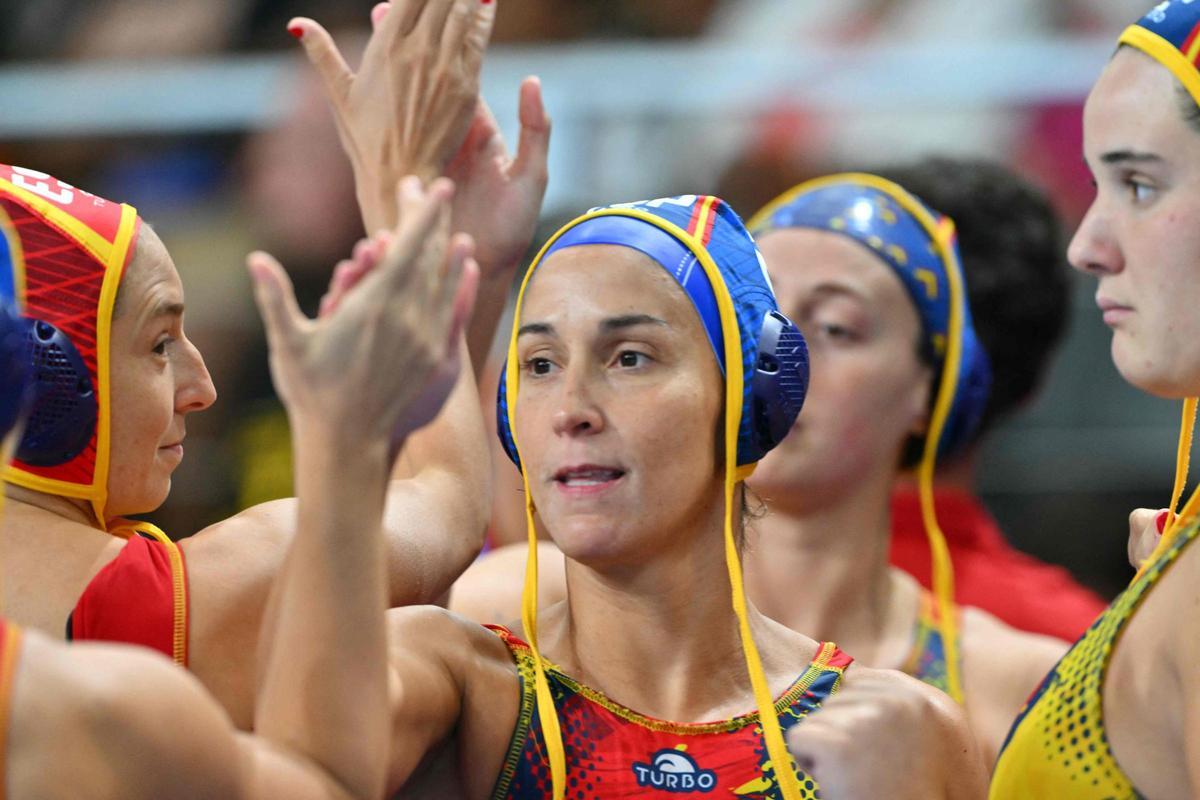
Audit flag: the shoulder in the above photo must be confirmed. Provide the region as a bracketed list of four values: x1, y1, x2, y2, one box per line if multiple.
[960, 605, 1067, 680]
[10, 634, 245, 800]
[387, 605, 517, 681]
[449, 541, 566, 625]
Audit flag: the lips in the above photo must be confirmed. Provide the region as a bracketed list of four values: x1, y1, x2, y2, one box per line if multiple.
[553, 464, 626, 495]
[1096, 296, 1133, 327]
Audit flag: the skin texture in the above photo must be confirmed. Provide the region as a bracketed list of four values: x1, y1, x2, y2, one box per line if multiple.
[1069, 48, 1200, 398]
[5, 178, 471, 800]
[1067, 47, 1200, 799]
[451, 226, 1065, 768]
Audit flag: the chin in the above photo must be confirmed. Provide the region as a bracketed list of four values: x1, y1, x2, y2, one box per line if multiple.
[1112, 342, 1197, 399]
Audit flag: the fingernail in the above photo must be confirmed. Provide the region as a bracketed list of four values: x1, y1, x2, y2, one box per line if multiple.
[482, 0, 493, 5]
[1157, 510, 1169, 535]
[288, 25, 304, 40]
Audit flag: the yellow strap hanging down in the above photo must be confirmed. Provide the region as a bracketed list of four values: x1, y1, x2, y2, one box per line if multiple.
[507, 201, 804, 800]
[1136, 397, 1200, 580]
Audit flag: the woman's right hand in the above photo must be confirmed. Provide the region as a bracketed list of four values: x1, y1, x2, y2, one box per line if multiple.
[248, 176, 479, 453]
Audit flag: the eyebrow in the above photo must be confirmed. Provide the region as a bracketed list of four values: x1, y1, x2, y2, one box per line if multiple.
[1099, 150, 1163, 166]
[516, 314, 669, 339]
[149, 300, 185, 319]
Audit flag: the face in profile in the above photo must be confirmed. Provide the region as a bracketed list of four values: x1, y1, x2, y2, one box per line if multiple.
[106, 227, 216, 519]
[512, 244, 726, 567]
[749, 228, 931, 512]
[1070, 47, 1200, 398]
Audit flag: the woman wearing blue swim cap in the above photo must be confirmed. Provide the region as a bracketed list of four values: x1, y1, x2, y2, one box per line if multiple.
[453, 174, 1066, 768]
[990, 2, 1200, 797]
[739, 174, 1068, 767]
[381, 194, 984, 800]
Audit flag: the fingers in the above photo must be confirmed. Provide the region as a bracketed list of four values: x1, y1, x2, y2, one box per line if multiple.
[370, 1, 392, 30]
[450, 0, 495, 76]
[247, 251, 305, 351]
[512, 76, 552, 184]
[288, 17, 355, 107]
[413, 0, 460, 46]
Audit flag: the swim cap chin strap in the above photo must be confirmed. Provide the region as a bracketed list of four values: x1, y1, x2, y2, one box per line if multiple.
[506, 197, 805, 800]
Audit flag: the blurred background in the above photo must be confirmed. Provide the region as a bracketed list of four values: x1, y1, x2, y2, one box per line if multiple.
[0, 0, 1179, 599]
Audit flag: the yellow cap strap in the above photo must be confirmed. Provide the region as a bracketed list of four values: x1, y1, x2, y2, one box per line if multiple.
[1136, 397, 1200, 580]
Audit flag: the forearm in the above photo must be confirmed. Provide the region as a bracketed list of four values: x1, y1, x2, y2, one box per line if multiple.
[385, 338, 491, 604]
[255, 425, 391, 800]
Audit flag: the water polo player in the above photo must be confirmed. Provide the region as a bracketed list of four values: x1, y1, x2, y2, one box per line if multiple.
[378, 194, 982, 799]
[991, 2, 1200, 796]
[738, 174, 1067, 765]
[0, 173, 474, 798]
[0, 0, 510, 728]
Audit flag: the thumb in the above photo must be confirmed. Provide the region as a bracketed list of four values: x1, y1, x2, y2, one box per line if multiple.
[512, 76, 551, 184]
[247, 251, 305, 351]
[288, 17, 354, 106]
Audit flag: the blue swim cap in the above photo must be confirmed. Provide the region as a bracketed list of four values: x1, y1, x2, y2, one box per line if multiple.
[749, 174, 991, 457]
[1120, 1, 1200, 107]
[498, 194, 809, 469]
[0, 209, 31, 444]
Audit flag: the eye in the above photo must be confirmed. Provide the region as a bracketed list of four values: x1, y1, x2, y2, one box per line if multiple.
[615, 350, 650, 369]
[152, 336, 175, 356]
[523, 357, 555, 376]
[1122, 174, 1156, 204]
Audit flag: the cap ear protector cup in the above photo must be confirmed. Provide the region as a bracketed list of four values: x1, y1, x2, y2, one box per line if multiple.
[16, 317, 97, 467]
[749, 310, 808, 459]
[0, 299, 31, 442]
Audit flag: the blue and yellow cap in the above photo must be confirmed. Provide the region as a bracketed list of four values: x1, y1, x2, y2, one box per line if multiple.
[1119, 3, 1200, 577]
[749, 173, 994, 704]
[748, 174, 991, 458]
[1120, 0, 1200, 107]
[497, 195, 811, 800]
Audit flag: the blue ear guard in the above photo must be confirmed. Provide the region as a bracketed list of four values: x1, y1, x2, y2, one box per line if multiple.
[0, 298, 31, 442]
[750, 178, 992, 457]
[497, 197, 809, 470]
[15, 318, 97, 467]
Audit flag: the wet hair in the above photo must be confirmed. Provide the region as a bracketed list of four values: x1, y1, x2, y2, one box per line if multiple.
[876, 158, 1069, 450]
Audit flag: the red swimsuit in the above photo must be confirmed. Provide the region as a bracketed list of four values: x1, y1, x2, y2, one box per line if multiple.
[67, 523, 188, 665]
[487, 625, 852, 799]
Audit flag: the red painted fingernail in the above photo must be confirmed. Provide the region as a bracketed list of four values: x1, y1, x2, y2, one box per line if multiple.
[1157, 510, 1169, 534]
[482, 0, 493, 5]
[288, 25, 304, 40]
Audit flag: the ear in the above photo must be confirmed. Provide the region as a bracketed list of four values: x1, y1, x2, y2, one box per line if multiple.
[905, 361, 936, 439]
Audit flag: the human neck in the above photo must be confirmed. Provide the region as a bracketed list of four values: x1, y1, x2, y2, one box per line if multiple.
[743, 467, 917, 669]
[543, 493, 805, 723]
[3, 484, 100, 528]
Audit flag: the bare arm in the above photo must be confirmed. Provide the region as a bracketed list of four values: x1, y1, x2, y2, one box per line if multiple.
[450, 540, 566, 624]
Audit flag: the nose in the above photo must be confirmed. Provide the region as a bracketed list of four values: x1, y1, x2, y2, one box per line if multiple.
[176, 336, 217, 414]
[550, 365, 604, 439]
[1068, 201, 1123, 277]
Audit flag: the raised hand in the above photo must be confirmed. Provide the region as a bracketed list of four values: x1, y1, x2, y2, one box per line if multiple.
[446, 77, 551, 364]
[289, 0, 496, 233]
[248, 177, 479, 451]
[447, 77, 551, 276]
